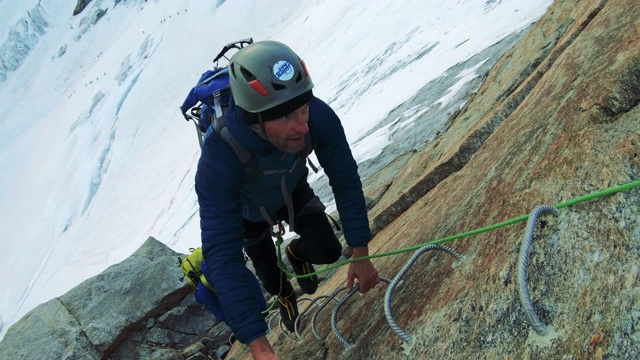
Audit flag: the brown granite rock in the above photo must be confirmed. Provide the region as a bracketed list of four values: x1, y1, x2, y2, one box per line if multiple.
[227, 0, 640, 358]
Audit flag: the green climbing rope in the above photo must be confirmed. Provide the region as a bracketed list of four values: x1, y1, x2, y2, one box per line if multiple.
[261, 232, 287, 315]
[278, 180, 640, 279]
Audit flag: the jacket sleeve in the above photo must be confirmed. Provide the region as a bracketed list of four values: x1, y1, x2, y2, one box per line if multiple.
[195, 138, 267, 344]
[309, 98, 372, 247]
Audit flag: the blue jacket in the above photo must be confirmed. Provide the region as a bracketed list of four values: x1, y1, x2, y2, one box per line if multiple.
[195, 96, 371, 344]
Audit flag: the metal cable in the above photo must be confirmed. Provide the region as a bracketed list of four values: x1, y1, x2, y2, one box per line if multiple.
[384, 245, 464, 344]
[331, 277, 392, 349]
[252, 182, 640, 348]
[517, 205, 558, 336]
[311, 287, 347, 342]
[292, 297, 323, 340]
[272, 295, 341, 342]
[266, 310, 278, 333]
[262, 182, 640, 347]
[273, 246, 464, 347]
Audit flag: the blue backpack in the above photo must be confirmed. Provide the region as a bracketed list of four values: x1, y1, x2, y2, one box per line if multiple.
[180, 67, 231, 140]
[180, 38, 254, 142]
[180, 64, 266, 182]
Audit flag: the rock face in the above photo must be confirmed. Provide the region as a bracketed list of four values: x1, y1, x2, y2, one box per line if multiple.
[225, 0, 639, 358]
[2, 0, 639, 359]
[0, 237, 232, 360]
[73, 0, 93, 16]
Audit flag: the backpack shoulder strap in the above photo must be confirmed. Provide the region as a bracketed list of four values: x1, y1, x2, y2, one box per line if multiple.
[199, 67, 229, 118]
[300, 132, 318, 173]
[302, 132, 314, 157]
[219, 127, 260, 183]
[213, 116, 260, 183]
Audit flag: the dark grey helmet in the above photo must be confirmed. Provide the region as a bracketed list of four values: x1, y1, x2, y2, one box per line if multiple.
[229, 41, 314, 118]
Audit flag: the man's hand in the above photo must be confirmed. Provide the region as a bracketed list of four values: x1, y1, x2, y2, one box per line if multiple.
[347, 246, 380, 293]
[248, 336, 280, 360]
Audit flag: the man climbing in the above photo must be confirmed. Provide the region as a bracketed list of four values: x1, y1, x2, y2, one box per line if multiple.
[195, 40, 380, 359]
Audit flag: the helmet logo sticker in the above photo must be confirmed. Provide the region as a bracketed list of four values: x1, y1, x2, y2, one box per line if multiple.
[273, 61, 294, 81]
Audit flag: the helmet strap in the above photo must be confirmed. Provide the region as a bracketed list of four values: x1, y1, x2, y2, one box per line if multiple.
[257, 113, 267, 135]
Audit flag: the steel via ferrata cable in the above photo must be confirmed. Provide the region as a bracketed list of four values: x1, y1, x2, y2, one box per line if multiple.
[331, 277, 393, 349]
[517, 205, 559, 336]
[384, 244, 464, 344]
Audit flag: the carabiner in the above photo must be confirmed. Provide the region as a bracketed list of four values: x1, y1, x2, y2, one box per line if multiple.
[271, 221, 285, 237]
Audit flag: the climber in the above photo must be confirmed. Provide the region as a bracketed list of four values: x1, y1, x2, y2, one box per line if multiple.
[195, 40, 380, 359]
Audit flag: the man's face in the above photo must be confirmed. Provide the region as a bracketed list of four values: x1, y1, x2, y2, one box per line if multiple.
[263, 103, 310, 154]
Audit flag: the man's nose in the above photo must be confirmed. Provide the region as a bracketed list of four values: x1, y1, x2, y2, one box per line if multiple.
[292, 113, 309, 134]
